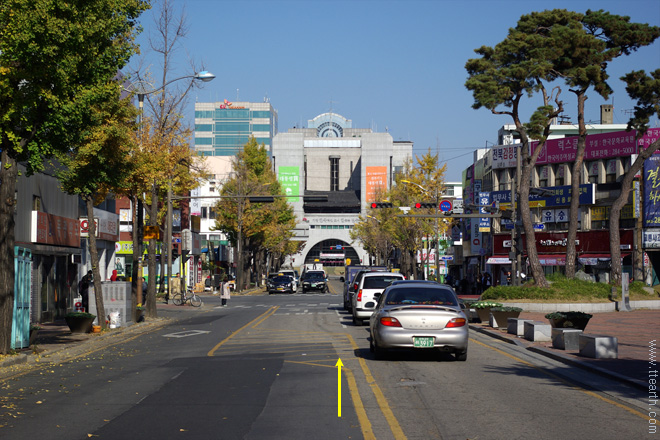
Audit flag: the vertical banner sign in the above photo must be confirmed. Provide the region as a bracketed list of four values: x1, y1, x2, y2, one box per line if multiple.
[479, 192, 491, 232]
[644, 156, 660, 227]
[190, 187, 201, 216]
[278, 166, 300, 202]
[365, 166, 387, 203]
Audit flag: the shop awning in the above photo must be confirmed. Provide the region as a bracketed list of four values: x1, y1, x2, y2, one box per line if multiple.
[578, 253, 631, 265]
[486, 256, 511, 264]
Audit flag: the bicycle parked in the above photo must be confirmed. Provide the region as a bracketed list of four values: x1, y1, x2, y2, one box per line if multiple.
[171, 287, 202, 307]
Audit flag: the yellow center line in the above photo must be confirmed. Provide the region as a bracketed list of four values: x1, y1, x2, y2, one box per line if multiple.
[345, 334, 407, 440]
[207, 306, 278, 356]
[470, 337, 650, 421]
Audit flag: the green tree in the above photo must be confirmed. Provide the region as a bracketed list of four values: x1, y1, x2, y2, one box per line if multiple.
[351, 151, 447, 279]
[0, 0, 148, 354]
[57, 88, 139, 328]
[515, 10, 659, 278]
[213, 138, 297, 290]
[466, 10, 570, 289]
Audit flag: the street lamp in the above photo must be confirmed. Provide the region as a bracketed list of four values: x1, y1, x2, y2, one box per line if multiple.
[401, 180, 441, 281]
[130, 71, 215, 304]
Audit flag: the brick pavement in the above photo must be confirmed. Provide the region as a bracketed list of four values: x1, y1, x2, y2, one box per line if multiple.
[470, 308, 660, 389]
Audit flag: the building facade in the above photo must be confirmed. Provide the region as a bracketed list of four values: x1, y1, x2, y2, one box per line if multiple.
[194, 100, 278, 156]
[272, 112, 413, 269]
[460, 107, 660, 288]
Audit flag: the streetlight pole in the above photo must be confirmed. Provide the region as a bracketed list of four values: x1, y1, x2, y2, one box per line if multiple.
[131, 71, 215, 304]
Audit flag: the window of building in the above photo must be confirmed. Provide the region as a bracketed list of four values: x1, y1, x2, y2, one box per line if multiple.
[209, 208, 216, 220]
[330, 157, 339, 191]
[606, 159, 617, 183]
[201, 207, 208, 219]
[554, 165, 564, 186]
[32, 195, 41, 211]
[538, 165, 549, 187]
[586, 161, 599, 184]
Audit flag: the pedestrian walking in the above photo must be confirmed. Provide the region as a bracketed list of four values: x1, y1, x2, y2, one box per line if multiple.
[221, 275, 231, 307]
[79, 270, 92, 312]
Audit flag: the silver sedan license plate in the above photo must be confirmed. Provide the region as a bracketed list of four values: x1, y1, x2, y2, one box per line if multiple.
[413, 337, 434, 348]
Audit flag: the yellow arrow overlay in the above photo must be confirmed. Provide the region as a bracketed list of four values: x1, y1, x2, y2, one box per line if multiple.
[335, 358, 343, 417]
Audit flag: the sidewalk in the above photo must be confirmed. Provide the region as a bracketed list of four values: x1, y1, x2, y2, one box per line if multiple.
[470, 308, 659, 390]
[0, 288, 266, 373]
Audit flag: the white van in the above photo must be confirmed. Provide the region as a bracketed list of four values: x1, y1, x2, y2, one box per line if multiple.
[352, 272, 405, 325]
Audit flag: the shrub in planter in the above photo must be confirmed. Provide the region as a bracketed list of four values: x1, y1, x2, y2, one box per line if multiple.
[490, 306, 523, 328]
[545, 311, 592, 331]
[65, 312, 96, 333]
[471, 301, 503, 323]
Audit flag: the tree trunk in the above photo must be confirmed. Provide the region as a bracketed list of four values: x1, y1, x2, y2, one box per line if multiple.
[86, 197, 107, 329]
[566, 92, 588, 278]
[0, 151, 18, 354]
[146, 183, 159, 319]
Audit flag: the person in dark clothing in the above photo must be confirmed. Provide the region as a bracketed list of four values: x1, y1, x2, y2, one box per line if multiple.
[79, 270, 92, 312]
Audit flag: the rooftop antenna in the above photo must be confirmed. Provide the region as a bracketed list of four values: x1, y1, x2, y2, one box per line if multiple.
[236, 88, 239, 101]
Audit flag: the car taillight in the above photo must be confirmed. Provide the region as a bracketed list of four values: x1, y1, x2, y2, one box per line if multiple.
[357, 290, 362, 301]
[445, 318, 466, 328]
[379, 317, 402, 327]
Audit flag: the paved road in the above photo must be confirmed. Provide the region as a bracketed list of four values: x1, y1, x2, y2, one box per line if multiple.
[0, 280, 650, 439]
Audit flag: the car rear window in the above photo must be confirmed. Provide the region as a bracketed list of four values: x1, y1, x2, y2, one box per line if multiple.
[274, 276, 292, 282]
[305, 272, 325, 280]
[363, 276, 402, 289]
[386, 288, 458, 306]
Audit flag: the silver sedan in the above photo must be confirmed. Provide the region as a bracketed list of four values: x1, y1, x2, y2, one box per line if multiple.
[369, 281, 468, 361]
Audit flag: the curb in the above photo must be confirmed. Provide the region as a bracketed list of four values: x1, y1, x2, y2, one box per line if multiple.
[470, 324, 647, 391]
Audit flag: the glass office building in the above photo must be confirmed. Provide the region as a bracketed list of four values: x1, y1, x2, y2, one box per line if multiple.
[194, 100, 278, 156]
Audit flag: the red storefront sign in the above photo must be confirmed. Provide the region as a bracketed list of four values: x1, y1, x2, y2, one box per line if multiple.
[31, 212, 80, 247]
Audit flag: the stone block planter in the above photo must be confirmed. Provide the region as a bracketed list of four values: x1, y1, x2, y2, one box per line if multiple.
[524, 321, 552, 342]
[508, 318, 533, 336]
[551, 328, 583, 350]
[579, 334, 618, 359]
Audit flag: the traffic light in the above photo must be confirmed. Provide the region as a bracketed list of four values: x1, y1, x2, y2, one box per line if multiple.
[414, 202, 437, 209]
[370, 202, 393, 208]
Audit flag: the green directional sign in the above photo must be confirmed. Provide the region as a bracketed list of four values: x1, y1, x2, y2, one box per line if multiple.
[278, 166, 300, 202]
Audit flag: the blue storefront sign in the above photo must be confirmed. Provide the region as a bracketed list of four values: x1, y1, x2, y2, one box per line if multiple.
[491, 184, 595, 208]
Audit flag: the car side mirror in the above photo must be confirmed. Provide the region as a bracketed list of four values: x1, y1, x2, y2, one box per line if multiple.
[340, 276, 345, 282]
[374, 292, 382, 299]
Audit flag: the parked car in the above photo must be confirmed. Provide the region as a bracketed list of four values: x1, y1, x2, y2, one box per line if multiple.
[352, 272, 405, 325]
[268, 275, 295, 294]
[266, 273, 280, 292]
[279, 269, 300, 292]
[301, 270, 328, 293]
[369, 281, 468, 361]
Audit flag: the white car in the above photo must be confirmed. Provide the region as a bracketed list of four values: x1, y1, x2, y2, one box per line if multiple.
[352, 272, 405, 325]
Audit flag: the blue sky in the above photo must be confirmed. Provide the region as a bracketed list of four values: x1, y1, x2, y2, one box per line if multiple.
[133, 0, 660, 182]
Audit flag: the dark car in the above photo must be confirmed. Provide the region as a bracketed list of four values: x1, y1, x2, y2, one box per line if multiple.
[268, 275, 295, 294]
[301, 271, 328, 293]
